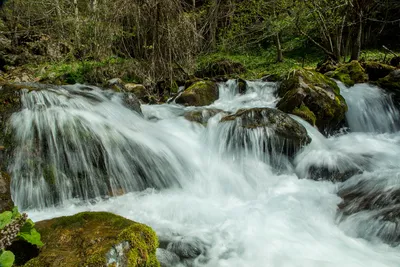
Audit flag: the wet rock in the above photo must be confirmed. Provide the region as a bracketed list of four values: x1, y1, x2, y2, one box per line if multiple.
[166, 236, 206, 259]
[277, 69, 348, 134]
[106, 78, 124, 92]
[184, 108, 227, 124]
[122, 92, 142, 115]
[195, 59, 245, 78]
[220, 108, 311, 157]
[175, 81, 218, 106]
[337, 172, 400, 246]
[237, 78, 247, 94]
[307, 165, 361, 182]
[156, 248, 180, 267]
[329, 61, 368, 87]
[0, 171, 13, 213]
[361, 61, 395, 81]
[23, 212, 159, 267]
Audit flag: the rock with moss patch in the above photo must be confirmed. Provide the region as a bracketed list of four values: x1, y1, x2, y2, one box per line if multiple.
[361, 61, 395, 81]
[195, 59, 245, 78]
[277, 69, 348, 134]
[23, 212, 160, 267]
[175, 81, 218, 106]
[220, 108, 311, 157]
[329, 61, 368, 86]
[0, 171, 13, 213]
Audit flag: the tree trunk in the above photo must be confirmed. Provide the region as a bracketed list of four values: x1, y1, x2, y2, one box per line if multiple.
[274, 32, 283, 62]
[351, 12, 363, 60]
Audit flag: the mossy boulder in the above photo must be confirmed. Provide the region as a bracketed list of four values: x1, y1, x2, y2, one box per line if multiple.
[316, 59, 338, 74]
[376, 70, 400, 103]
[195, 59, 245, 78]
[0, 171, 13, 212]
[184, 108, 228, 125]
[277, 69, 348, 134]
[175, 81, 218, 106]
[329, 61, 368, 86]
[220, 108, 311, 157]
[361, 61, 396, 81]
[23, 212, 160, 267]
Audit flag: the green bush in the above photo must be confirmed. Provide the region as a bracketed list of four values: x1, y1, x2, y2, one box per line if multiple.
[0, 207, 43, 267]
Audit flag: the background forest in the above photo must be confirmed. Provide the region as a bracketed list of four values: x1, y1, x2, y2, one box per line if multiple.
[0, 0, 399, 88]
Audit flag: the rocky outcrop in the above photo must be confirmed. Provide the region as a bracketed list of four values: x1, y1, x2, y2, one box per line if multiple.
[277, 69, 348, 134]
[23, 212, 160, 267]
[175, 81, 218, 106]
[0, 172, 13, 213]
[328, 61, 368, 87]
[361, 61, 396, 81]
[195, 59, 245, 78]
[220, 108, 311, 157]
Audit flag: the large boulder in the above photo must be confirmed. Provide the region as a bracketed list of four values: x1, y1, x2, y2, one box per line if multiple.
[376, 69, 400, 103]
[361, 61, 396, 81]
[329, 61, 368, 86]
[277, 69, 348, 133]
[175, 81, 218, 106]
[23, 212, 160, 267]
[0, 171, 13, 213]
[220, 108, 311, 158]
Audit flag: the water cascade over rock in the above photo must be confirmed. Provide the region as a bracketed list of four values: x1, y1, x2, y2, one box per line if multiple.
[4, 78, 400, 266]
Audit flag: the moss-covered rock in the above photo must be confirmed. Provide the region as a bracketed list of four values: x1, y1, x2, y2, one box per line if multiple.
[175, 81, 218, 106]
[277, 69, 348, 134]
[23, 212, 160, 267]
[184, 108, 227, 125]
[316, 59, 338, 74]
[361, 61, 396, 81]
[195, 59, 245, 78]
[330, 61, 368, 86]
[376, 69, 400, 96]
[0, 171, 13, 213]
[220, 108, 311, 157]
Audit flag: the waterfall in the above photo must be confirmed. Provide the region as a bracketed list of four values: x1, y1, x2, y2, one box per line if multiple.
[8, 80, 400, 266]
[339, 82, 400, 133]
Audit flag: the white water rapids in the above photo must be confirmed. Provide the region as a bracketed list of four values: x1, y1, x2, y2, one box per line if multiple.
[9, 80, 400, 266]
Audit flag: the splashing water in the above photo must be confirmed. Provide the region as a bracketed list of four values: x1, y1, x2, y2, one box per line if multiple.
[9, 80, 400, 266]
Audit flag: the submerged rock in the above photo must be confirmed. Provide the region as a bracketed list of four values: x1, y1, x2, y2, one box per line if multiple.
[184, 108, 227, 124]
[329, 61, 368, 87]
[220, 108, 311, 157]
[0, 171, 13, 212]
[175, 81, 218, 106]
[23, 212, 160, 267]
[337, 174, 400, 246]
[277, 69, 348, 134]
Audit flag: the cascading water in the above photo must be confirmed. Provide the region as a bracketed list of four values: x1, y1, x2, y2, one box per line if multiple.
[339, 82, 400, 133]
[9, 80, 400, 266]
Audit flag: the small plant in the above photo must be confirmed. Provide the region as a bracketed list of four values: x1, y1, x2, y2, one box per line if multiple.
[0, 207, 43, 267]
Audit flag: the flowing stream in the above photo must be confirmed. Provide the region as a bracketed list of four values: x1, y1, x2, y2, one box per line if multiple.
[9, 80, 400, 266]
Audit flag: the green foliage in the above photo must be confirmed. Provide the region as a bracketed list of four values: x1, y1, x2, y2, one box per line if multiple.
[0, 208, 43, 267]
[0, 250, 14, 267]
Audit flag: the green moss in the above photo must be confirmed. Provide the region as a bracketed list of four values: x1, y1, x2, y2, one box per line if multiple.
[42, 165, 56, 185]
[293, 104, 316, 126]
[176, 81, 217, 106]
[332, 61, 368, 87]
[23, 212, 160, 267]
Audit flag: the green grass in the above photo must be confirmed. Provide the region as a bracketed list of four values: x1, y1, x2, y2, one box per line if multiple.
[197, 39, 324, 79]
